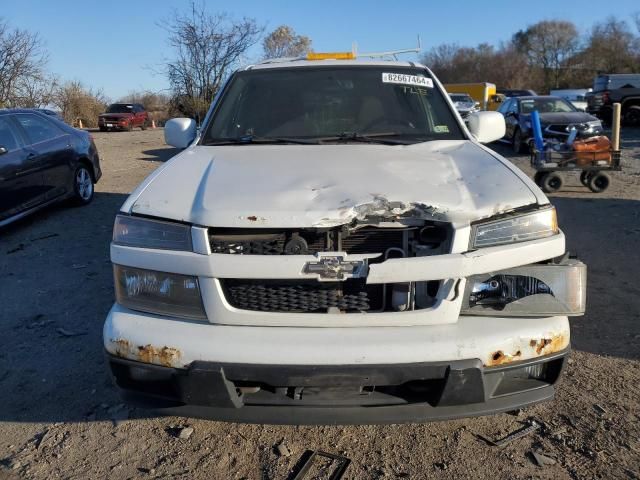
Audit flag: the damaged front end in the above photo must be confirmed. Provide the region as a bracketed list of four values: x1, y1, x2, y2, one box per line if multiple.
[211, 219, 452, 314]
[105, 204, 585, 423]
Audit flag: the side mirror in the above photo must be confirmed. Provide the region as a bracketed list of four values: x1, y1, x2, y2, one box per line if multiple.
[165, 118, 197, 148]
[0, 146, 7, 155]
[467, 111, 506, 144]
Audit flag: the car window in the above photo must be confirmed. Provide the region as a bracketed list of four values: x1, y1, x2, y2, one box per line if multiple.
[203, 66, 465, 144]
[14, 114, 63, 144]
[0, 117, 20, 152]
[107, 104, 135, 114]
[520, 98, 575, 114]
[497, 99, 511, 114]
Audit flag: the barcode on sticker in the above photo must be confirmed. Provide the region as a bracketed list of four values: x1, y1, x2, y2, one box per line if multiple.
[382, 73, 433, 88]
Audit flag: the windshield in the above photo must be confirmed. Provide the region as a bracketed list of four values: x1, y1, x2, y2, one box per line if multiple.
[106, 104, 134, 113]
[519, 98, 576, 114]
[449, 94, 473, 103]
[593, 77, 609, 92]
[202, 66, 464, 145]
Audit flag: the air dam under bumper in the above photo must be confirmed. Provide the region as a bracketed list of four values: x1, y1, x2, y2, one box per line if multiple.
[108, 351, 567, 425]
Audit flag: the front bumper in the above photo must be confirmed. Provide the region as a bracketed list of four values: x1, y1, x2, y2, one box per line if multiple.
[104, 305, 570, 423]
[108, 350, 567, 425]
[99, 120, 130, 129]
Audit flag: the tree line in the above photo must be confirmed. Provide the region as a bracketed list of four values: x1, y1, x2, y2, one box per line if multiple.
[422, 16, 640, 93]
[0, 2, 312, 125]
[3, 4, 638, 125]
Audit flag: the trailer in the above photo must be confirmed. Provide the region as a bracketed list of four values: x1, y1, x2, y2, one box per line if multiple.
[529, 103, 622, 194]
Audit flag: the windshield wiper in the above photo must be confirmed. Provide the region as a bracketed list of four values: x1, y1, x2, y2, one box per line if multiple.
[313, 132, 414, 145]
[204, 135, 319, 146]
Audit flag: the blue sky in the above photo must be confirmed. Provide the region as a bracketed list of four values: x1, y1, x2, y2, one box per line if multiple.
[3, 0, 639, 100]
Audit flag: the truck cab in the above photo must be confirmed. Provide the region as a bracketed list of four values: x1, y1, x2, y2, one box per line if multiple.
[103, 55, 586, 424]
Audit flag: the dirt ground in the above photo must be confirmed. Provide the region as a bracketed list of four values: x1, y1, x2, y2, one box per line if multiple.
[1, 127, 639, 480]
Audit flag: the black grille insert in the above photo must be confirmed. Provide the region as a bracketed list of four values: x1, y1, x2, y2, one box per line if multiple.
[222, 279, 383, 313]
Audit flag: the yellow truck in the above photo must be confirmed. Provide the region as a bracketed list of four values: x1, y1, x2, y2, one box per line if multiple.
[444, 82, 504, 111]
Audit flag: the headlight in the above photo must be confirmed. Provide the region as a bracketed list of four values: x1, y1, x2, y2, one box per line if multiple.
[114, 265, 206, 320]
[113, 215, 192, 251]
[461, 257, 586, 316]
[470, 207, 558, 249]
[586, 120, 602, 130]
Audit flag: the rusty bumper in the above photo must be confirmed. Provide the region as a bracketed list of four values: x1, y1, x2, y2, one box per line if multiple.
[108, 348, 568, 425]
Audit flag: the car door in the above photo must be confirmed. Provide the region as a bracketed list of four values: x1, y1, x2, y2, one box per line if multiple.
[13, 113, 74, 201]
[503, 100, 519, 139]
[0, 115, 40, 221]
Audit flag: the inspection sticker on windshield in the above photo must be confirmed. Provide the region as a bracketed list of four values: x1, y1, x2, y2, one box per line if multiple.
[382, 73, 433, 88]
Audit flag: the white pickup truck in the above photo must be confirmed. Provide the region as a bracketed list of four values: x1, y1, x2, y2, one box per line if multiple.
[103, 56, 586, 424]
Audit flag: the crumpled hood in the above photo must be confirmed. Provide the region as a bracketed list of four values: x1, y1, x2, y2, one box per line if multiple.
[127, 140, 540, 227]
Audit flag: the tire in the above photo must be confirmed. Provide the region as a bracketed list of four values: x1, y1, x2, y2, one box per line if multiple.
[127, 121, 133, 132]
[580, 171, 592, 187]
[587, 172, 610, 193]
[72, 164, 94, 205]
[624, 106, 640, 127]
[141, 120, 148, 131]
[534, 171, 546, 186]
[512, 129, 526, 154]
[540, 172, 563, 193]
[99, 126, 107, 132]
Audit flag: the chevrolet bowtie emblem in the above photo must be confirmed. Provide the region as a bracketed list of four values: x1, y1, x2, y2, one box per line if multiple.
[303, 255, 367, 281]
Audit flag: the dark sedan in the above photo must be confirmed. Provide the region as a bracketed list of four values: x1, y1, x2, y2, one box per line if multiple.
[0, 109, 102, 227]
[497, 96, 603, 153]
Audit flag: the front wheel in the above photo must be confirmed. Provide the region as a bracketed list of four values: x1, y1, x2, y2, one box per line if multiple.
[624, 106, 640, 127]
[588, 172, 610, 193]
[512, 129, 526, 154]
[540, 172, 563, 193]
[580, 171, 592, 187]
[72, 165, 94, 205]
[141, 120, 148, 131]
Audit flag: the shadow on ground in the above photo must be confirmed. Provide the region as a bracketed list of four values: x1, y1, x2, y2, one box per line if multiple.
[552, 197, 640, 361]
[139, 147, 181, 162]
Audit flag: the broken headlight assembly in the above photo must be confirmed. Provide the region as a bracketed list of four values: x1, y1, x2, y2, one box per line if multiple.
[461, 256, 586, 316]
[113, 214, 192, 251]
[470, 206, 558, 249]
[113, 265, 207, 320]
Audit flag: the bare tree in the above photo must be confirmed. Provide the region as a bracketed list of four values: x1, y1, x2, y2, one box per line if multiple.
[583, 17, 639, 73]
[52, 81, 108, 127]
[0, 18, 50, 107]
[262, 25, 312, 59]
[160, 1, 262, 119]
[513, 20, 579, 90]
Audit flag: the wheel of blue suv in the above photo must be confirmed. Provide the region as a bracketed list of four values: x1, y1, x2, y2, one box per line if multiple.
[512, 128, 526, 154]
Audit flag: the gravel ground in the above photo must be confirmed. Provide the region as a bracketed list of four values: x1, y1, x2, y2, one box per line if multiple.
[1, 128, 639, 480]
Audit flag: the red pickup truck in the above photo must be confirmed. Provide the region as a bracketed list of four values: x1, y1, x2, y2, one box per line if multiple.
[98, 103, 149, 131]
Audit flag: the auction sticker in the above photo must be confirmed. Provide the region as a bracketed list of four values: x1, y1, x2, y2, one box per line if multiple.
[382, 73, 433, 88]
